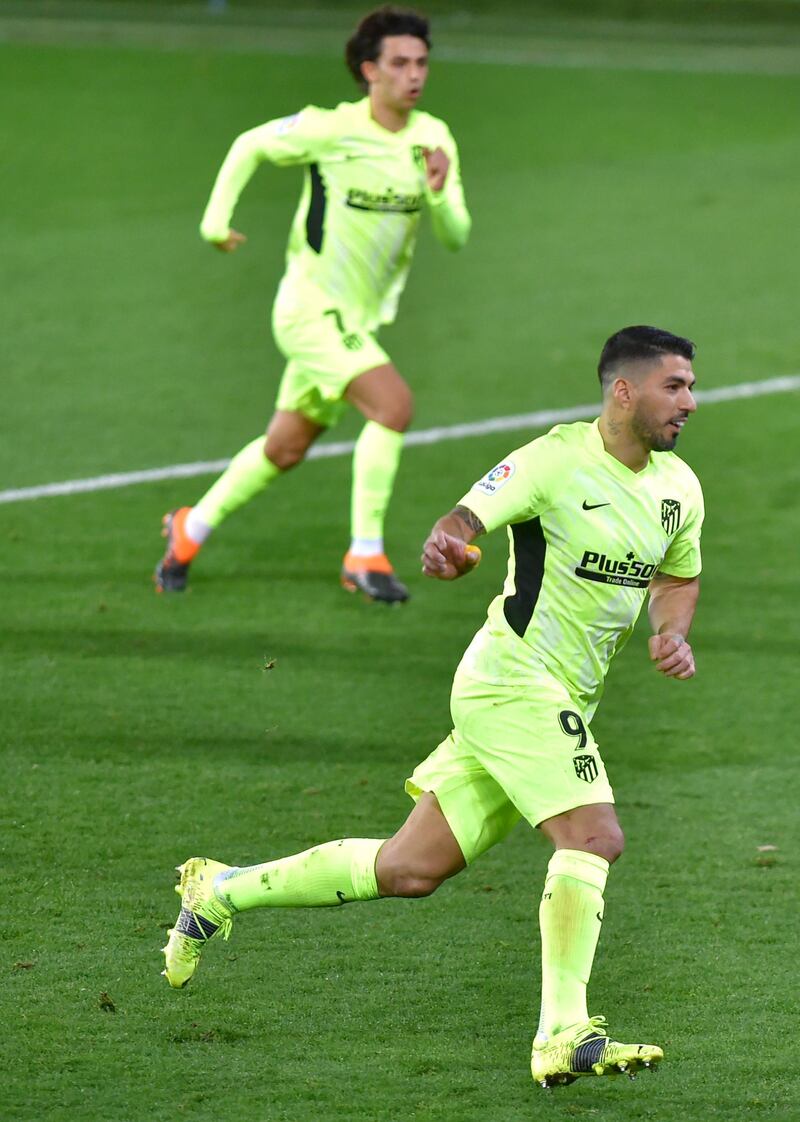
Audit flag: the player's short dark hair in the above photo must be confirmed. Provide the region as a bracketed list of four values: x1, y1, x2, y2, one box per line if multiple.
[345, 5, 430, 91]
[598, 325, 696, 388]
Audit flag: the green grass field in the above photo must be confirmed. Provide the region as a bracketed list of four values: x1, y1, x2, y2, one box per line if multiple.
[3, 6, 800, 1120]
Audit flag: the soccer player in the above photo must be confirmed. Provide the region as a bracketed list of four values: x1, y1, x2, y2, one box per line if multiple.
[154, 5, 470, 603]
[162, 326, 703, 1089]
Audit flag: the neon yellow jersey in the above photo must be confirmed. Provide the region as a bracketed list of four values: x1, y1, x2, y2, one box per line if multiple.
[458, 420, 704, 718]
[200, 97, 470, 330]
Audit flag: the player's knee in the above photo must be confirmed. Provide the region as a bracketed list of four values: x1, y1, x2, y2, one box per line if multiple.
[545, 805, 625, 865]
[586, 824, 625, 864]
[374, 390, 413, 433]
[376, 849, 448, 898]
[264, 440, 306, 471]
[386, 871, 443, 898]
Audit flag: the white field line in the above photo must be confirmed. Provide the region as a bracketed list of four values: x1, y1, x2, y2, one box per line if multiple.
[2, 374, 798, 507]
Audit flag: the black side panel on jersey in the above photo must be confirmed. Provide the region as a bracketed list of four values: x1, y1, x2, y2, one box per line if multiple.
[306, 163, 326, 253]
[503, 517, 547, 637]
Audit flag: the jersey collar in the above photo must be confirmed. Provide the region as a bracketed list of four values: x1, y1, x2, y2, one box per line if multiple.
[589, 418, 654, 481]
[358, 96, 418, 138]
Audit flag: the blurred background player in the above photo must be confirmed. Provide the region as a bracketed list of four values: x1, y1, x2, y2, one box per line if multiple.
[161, 326, 704, 1089]
[154, 5, 471, 603]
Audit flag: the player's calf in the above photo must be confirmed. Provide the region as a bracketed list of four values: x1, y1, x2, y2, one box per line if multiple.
[375, 804, 466, 897]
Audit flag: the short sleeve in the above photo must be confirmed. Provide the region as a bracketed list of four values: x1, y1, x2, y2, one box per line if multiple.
[199, 106, 333, 241]
[247, 105, 334, 167]
[659, 479, 704, 578]
[457, 429, 573, 534]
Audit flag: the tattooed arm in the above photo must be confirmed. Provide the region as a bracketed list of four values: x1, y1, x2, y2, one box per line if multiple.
[421, 505, 486, 580]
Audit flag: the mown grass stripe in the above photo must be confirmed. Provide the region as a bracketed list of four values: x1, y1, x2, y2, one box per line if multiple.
[1, 374, 797, 505]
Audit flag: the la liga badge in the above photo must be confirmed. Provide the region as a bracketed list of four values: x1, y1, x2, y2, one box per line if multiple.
[274, 113, 300, 136]
[475, 461, 515, 496]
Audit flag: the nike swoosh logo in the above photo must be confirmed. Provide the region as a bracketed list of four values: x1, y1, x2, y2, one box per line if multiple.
[336, 890, 347, 903]
[582, 501, 611, 510]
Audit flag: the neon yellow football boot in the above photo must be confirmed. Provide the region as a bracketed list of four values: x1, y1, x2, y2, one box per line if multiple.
[161, 857, 235, 989]
[531, 1016, 663, 1088]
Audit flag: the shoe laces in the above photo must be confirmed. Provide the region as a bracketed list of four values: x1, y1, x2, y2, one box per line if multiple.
[176, 913, 232, 958]
[200, 891, 234, 939]
[579, 1016, 608, 1041]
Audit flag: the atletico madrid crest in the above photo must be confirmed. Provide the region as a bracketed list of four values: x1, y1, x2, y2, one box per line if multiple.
[573, 754, 598, 783]
[661, 498, 681, 534]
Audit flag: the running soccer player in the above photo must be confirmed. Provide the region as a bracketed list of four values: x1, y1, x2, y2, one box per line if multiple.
[161, 326, 703, 1089]
[154, 5, 470, 603]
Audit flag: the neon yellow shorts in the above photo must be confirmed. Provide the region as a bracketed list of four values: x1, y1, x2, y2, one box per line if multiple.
[272, 283, 389, 428]
[405, 670, 615, 864]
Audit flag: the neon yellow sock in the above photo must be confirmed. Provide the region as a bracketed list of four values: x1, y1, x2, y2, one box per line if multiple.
[350, 421, 404, 543]
[536, 849, 609, 1039]
[215, 838, 384, 911]
[193, 436, 280, 529]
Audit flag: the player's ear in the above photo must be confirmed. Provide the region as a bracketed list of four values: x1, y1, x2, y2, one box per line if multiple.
[361, 59, 378, 86]
[611, 376, 634, 409]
